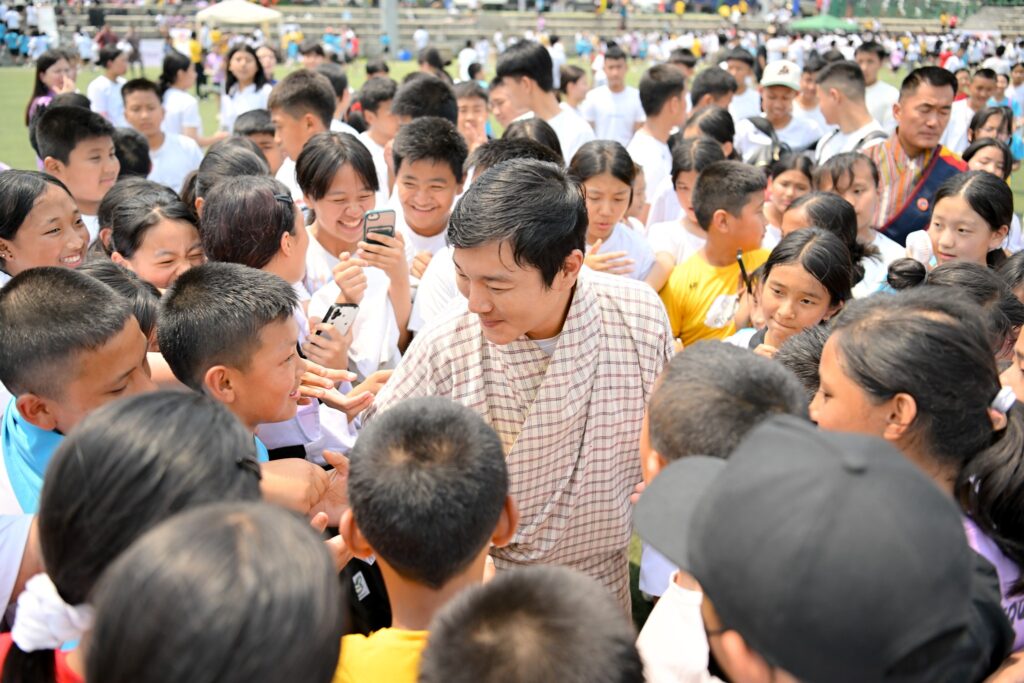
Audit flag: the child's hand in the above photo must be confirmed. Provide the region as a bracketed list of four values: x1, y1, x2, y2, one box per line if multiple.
[56, 74, 76, 94]
[309, 512, 354, 571]
[318, 387, 375, 422]
[410, 250, 433, 280]
[358, 232, 410, 284]
[352, 369, 393, 397]
[585, 239, 634, 276]
[752, 343, 778, 359]
[629, 480, 647, 505]
[331, 252, 368, 304]
[302, 317, 353, 371]
[299, 359, 357, 405]
[308, 450, 351, 528]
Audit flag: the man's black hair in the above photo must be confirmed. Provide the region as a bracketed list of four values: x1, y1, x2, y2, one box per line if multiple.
[232, 108, 276, 137]
[900, 65, 959, 99]
[496, 40, 554, 92]
[267, 69, 336, 129]
[639, 64, 687, 117]
[358, 76, 398, 114]
[689, 67, 737, 106]
[113, 127, 151, 178]
[465, 137, 564, 175]
[391, 74, 458, 124]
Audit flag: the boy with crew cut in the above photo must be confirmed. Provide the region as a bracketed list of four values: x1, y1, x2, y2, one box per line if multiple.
[855, 40, 899, 131]
[580, 44, 645, 147]
[496, 40, 594, 162]
[689, 67, 737, 111]
[391, 74, 458, 125]
[233, 109, 285, 175]
[268, 69, 337, 203]
[628, 64, 688, 206]
[814, 61, 888, 164]
[660, 160, 768, 346]
[418, 566, 645, 683]
[315, 62, 359, 136]
[122, 78, 203, 192]
[391, 116, 467, 281]
[33, 105, 120, 243]
[454, 81, 489, 155]
[336, 397, 518, 683]
[0, 267, 154, 514]
[723, 47, 760, 121]
[942, 67, 1000, 154]
[356, 77, 400, 202]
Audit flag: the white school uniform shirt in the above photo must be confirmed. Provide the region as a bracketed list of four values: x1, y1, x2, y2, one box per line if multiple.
[645, 174, 682, 228]
[0, 514, 32, 609]
[854, 230, 905, 298]
[627, 130, 671, 205]
[1003, 215, 1023, 254]
[814, 119, 887, 164]
[762, 224, 782, 251]
[728, 87, 762, 122]
[734, 115, 824, 158]
[357, 130, 391, 207]
[304, 232, 400, 380]
[793, 100, 829, 131]
[580, 85, 646, 147]
[275, 157, 304, 206]
[330, 118, 360, 136]
[542, 108, 596, 164]
[148, 133, 203, 193]
[397, 215, 448, 263]
[219, 82, 273, 132]
[864, 80, 899, 133]
[647, 219, 705, 266]
[162, 87, 202, 136]
[82, 214, 100, 245]
[940, 99, 977, 155]
[636, 576, 724, 683]
[591, 223, 655, 281]
[86, 74, 127, 127]
[407, 245, 464, 333]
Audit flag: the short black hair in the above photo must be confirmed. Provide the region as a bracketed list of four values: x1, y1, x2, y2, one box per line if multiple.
[232, 108, 276, 137]
[418, 566, 645, 683]
[854, 40, 888, 60]
[689, 67, 738, 106]
[638, 64, 686, 117]
[502, 117, 563, 159]
[78, 260, 161, 340]
[774, 323, 831, 403]
[358, 76, 398, 114]
[97, 45, 124, 67]
[900, 66, 958, 100]
[558, 64, 586, 94]
[466, 136, 565, 175]
[468, 62, 484, 80]
[604, 43, 628, 62]
[366, 57, 389, 77]
[803, 51, 827, 75]
[816, 60, 866, 101]
[0, 267, 131, 398]
[454, 80, 488, 104]
[391, 74, 458, 124]
[298, 39, 325, 57]
[315, 61, 349, 99]
[392, 116, 468, 183]
[692, 160, 766, 230]
[723, 47, 755, 67]
[267, 69, 336, 129]
[295, 131, 379, 201]
[668, 47, 697, 68]
[121, 77, 160, 102]
[181, 137, 270, 219]
[974, 67, 998, 83]
[34, 105, 116, 163]
[496, 40, 554, 92]
[671, 136, 726, 184]
[157, 262, 298, 391]
[113, 127, 152, 178]
[351, 397, 507, 588]
[649, 341, 806, 461]
[449, 159, 585, 287]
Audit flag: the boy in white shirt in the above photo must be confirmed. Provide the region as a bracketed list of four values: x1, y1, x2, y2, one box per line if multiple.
[315, 62, 359, 136]
[734, 60, 825, 160]
[792, 52, 829, 130]
[580, 43, 645, 147]
[87, 46, 129, 127]
[233, 109, 285, 176]
[814, 61, 887, 164]
[268, 69, 336, 204]
[356, 77, 400, 204]
[495, 40, 595, 163]
[627, 64, 688, 206]
[723, 48, 761, 121]
[122, 78, 203, 193]
[856, 41, 899, 131]
[941, 67, 999, 154]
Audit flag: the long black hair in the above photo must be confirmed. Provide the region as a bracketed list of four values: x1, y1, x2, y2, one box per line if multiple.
[764, 227, 855, 308]
[99, 178, 196, 259]
[934, 170, 1014, 268]
[157, 50, 191, 98]
[25, 50, 68, 125]
[225, 44, 268, 94]
[0, 171, 74, 274]
[787, 192, 879, 284]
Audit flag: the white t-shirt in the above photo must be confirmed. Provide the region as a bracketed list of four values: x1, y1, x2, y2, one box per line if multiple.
[854, 230, 905, 298]
[1004, 214, 1023, 254]
[940, 98, 978, 155]
[544, 108, 596, 164]
[357, 131, 392, 208]
[3, 9, 19, 29]
[627, 130, 671, 204]
[814, 119, 887, 164]
[148, 133, 203, 193]
[0, 514, 32, 609]
[734, 115, 824, 158]
[728, 87, 762, 122]
[330, 118, 360, 136]
[864, 80, 899, 133]
[458, 46, 479, 82]
[162, 87, 202, 136]
[636, 577, 723, 683]
[590, 222, 655, 281]
[219, 82, 273, 132]
[580, 85, 646, 147]
[275, 157, 304, 206]
[647, 219, 705, 266]
[645, 175, 682, 228]
[86, 74, 127, 127]
[82, 214, 100, 245]
[408, 245, 464, 333]
[793, 100, 829, 131]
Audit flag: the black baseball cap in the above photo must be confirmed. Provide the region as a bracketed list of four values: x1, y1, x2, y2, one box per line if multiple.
[635, 415, 1007, 682]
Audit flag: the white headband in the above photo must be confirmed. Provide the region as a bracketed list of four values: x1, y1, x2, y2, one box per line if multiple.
[11, 573, 94, 653]
[991, 386, 1017, 415]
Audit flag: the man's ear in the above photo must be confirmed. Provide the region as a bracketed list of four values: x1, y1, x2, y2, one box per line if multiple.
[203, 365, 237, 405]
[892, 100, 903, 126]
[303, 112, 319, 132]
[340, 508, 375, 560]
[42, 157, 63, 177]
[15, 394, 59, 432]
[490, 495, 519, 548]
[554, 249, 584, 291]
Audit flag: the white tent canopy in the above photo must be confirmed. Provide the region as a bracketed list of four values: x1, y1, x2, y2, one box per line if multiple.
[195, 0, 282, 25]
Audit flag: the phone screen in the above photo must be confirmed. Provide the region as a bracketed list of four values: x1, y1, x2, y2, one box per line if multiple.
[363, 209, 396, 246]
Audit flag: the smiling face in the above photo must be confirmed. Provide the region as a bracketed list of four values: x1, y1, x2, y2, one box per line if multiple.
[768, 169, 811, 218]
[761, 85, 797, 126]
[969, 74, 997, 107]
[229, 316, 304, 430]
[306, 163, 377, 255]
[49, 136, 120, 214]
[582, 172, 631, 243]
[124, 88, 165, 139]
[761, 261, 838, 348]
[453, 240, 581, 345]
[927, 194, 1006, 266]
[396, 158, 462, 238]
[967, 143, 1007, 179]
[113, 217, 205, 290]
[0, 183, 88, 276]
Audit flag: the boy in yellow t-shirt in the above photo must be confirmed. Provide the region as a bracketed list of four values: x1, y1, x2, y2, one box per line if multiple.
[335, 397, 518, 683]
[660, 160, 768, 345]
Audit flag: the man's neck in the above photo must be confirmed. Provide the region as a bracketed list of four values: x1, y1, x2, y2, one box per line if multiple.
[407, 217, 447, 238]
[146, 131, 166, 151]
[532, 92, 562, 121]
[368, 127, 390, 148]
[608, 82, 625, 94]
[797, 93, 817, 108]
[75, 198, 99, 216]
[836, 103, 875, 134]
[526, 284, 575, 340]
[381, 557, 486, 631]
[969, 97, 987, 112]
[105, 69, 118, 81]
[864, 76, 878, 88]
[895, 131, 927, 159]
[641, 115, 674, 144]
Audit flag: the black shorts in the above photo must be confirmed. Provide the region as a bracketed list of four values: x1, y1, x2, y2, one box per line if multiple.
[7, 46, 18, 57]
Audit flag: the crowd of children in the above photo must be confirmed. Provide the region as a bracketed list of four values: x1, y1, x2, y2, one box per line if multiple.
[3, 21, 1024, 683]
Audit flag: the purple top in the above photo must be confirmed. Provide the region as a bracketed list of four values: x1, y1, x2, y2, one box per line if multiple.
[964, 516, 1024, 651]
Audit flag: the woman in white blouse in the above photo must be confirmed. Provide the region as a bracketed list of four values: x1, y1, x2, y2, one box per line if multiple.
[219, 45, 272, 133]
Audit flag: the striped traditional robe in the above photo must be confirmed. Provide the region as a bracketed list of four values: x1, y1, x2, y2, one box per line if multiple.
[367, 272, 674, 607]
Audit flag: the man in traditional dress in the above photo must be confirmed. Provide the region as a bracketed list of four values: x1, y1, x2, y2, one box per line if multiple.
[867, 66, 967, 246]
[366, 159, 674, 607]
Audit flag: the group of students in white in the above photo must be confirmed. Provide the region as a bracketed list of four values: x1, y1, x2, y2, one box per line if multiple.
[4, 21, 1024, 683]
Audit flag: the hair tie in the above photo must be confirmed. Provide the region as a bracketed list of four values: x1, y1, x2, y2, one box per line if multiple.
[273, 193, 294, 206]
[992, 386, 1017, 415]
[11, 574, 94, 653]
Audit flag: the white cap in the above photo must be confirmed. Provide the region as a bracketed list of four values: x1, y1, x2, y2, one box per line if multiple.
[760, 60, 802, 91]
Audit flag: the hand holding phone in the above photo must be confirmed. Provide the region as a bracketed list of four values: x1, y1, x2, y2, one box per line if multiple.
[363, 209, 396, 246]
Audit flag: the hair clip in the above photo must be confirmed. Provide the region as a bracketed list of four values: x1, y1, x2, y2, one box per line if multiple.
[236, 454, 263, 480]
[991, 385, 1017, 415]
[273, 193, 294, 206]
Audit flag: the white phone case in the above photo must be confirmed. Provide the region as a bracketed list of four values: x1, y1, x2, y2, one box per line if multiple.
[324, 304, 358, 337]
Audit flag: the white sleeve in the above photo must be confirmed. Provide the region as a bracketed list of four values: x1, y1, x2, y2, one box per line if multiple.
[0, 515, 32, 608]
[636, 579, 724, 683]
[183, 97, 202, 132]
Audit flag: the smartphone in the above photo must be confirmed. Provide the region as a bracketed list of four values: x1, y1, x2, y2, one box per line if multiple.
[320, 303, 359, 337]
[363, 209, 396, 247]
